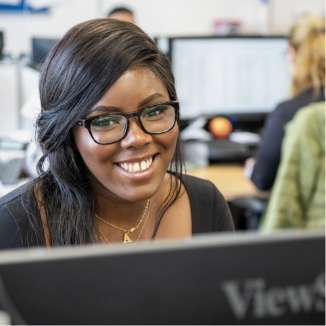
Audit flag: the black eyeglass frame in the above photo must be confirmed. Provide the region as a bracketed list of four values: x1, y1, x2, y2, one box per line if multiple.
[76, 101, 179, 145]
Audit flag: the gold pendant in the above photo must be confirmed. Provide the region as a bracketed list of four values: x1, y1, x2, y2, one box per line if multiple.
[123, 233, 132, 243]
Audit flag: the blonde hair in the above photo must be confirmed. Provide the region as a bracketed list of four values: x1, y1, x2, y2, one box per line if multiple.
[288, 15, 325, 98]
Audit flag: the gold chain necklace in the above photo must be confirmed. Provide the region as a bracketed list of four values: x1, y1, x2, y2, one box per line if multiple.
[96, 199, 150, 243]
[135, 200, 151, 241]
[97, 229, 111, 246]
[98, 201, 151, 244]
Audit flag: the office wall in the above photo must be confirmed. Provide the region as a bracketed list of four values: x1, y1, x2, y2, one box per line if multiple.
[0, 0, 324, 59]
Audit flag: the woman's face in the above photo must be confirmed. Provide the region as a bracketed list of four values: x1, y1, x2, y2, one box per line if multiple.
[73, 66, 178, 203]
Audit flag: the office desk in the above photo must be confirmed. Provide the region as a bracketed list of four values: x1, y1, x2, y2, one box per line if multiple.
[1, 166, 259, 201]
[187, 164, 263, 201]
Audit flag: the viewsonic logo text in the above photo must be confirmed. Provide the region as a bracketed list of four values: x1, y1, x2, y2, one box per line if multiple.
[221, 273, 325, 320]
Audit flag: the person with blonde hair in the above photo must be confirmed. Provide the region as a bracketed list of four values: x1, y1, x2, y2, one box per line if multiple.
[249, 15, 325, 191]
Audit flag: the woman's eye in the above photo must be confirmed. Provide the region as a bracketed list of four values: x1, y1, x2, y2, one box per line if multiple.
[143, 105, 168, 119]
[92, 115, 120, 129]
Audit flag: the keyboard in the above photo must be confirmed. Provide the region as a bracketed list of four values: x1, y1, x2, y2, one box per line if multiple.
[207, 139, 254, 162]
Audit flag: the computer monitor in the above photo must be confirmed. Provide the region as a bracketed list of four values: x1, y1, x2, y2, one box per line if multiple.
[30, 37, 60, 70]
[169, 35, 290, 120]
[0, 31, 3, 60]
[0, 230, 324, 325]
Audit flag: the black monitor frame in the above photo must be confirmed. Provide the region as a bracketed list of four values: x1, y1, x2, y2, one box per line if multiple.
[30, 37, 59, 70]
[0, 31, 3, 60]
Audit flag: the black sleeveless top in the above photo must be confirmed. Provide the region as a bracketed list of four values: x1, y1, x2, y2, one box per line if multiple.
[0, 175, 234, 249]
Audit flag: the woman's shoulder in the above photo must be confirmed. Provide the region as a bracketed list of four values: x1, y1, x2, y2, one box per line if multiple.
[293, 101, 325, 125]
[180, 174, 235, 232]
[0, 180, 34, 206]
[0, 181, 36, 249]
[0, 180, 36, 225]
[272, 88, 323, 121]
[182, 173, 217, 191]
[181, 174, 225, 204]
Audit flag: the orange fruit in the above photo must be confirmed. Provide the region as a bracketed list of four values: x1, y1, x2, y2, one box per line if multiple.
[208, 117, 233, 138]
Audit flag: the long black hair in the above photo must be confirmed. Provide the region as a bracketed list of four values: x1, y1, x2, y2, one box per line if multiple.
[23, 18, 184, 246]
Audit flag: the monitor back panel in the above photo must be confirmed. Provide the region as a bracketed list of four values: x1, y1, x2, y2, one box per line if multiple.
[0, 231, 324, 325]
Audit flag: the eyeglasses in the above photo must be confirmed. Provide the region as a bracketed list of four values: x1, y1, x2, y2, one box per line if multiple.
[76, 101, 179, 145]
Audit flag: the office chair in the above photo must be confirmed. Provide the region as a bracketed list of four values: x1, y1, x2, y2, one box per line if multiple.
[228, 195, 269, 230]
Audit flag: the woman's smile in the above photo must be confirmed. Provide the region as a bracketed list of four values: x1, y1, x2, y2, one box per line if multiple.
[116, 155, 155, 173]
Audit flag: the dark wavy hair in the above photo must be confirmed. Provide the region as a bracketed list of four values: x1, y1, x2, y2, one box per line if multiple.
[23, 18, 184, 246]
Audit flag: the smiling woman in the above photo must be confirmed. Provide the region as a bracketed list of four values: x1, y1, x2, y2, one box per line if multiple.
[0, 18, 234, 249]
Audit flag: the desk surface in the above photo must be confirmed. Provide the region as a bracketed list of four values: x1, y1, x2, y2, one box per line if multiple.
[187, 164, 264, 201]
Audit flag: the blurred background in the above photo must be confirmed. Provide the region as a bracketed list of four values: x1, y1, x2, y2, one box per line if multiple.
[0, 0, 324, 189]
[0, 0, 325, 58]
[0, 0, 324, 135]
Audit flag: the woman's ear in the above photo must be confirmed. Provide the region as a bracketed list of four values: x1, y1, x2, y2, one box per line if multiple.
[287, 45, 297, 64]
[286, 44, 297, 74]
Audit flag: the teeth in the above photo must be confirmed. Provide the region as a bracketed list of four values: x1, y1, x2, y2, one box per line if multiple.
[141, 161, 147, 171]
[119, 157, 153, 173]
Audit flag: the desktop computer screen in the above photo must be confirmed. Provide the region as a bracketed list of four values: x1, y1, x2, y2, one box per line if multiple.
[0, 31, 3, 59]
[30, 37, 60, 70]
[169, 36, 290, 119]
